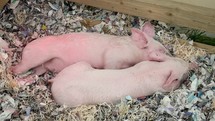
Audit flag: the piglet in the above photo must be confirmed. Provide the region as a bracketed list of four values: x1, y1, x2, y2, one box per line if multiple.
[50, 57, 190, 107]
[12, 22, 169, 76]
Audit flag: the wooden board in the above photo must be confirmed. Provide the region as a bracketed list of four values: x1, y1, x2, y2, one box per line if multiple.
[68, 0, 215, 34]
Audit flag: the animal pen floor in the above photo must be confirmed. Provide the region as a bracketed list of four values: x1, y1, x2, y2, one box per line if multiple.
[0, 0, 214, 120]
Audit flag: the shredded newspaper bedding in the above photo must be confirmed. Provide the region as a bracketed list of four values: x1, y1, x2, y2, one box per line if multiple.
[0, 0, 214, 120]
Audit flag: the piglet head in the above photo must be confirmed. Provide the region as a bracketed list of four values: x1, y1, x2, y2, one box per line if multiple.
[162, 58, 190, 91]
[131, 22, 170, 62]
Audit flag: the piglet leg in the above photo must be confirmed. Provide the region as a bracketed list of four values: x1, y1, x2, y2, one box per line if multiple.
[11, 46, 54, 75]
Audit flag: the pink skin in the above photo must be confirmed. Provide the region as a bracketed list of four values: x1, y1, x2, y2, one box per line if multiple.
[11, 22, 169, 77]
[50, 57, 189, 107]
[0, 37, 9, 49]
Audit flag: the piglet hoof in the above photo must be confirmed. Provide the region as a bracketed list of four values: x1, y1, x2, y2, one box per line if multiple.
[8, 66, 16, 74]
[137, 96, 146, 101]
[15, 75, 38, 86]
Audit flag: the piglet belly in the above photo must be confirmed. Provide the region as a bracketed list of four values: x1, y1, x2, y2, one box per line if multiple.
[68, 71, 145, 104]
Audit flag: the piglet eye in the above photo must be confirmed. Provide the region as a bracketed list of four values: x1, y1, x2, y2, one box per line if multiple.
[143, 46, 148, 49]
[174, 79, 178, 81]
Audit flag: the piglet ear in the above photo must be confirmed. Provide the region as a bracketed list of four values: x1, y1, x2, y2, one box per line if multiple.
[141, 22, 155, 38]
[189, 61, 198, 70]
[131, 28, 148, 49]
[162, 71, 179, 91]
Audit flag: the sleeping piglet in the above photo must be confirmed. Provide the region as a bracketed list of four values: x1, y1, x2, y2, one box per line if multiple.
[50, 57, 190, 107]
[12, 22, 169, 76]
